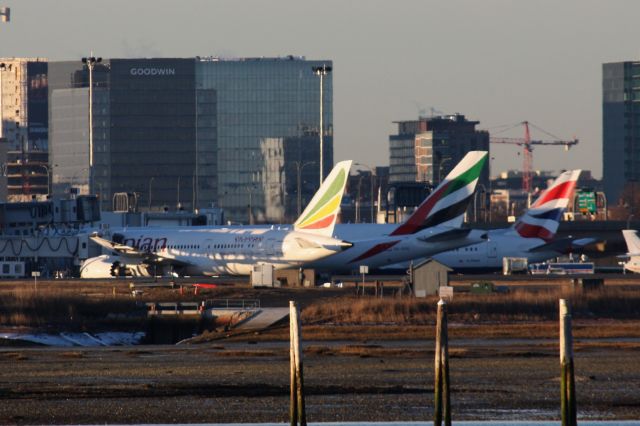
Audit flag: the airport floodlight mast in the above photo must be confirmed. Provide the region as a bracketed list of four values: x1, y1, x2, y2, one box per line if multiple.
[312, 64, 331, 185]
[490, 121, 578, 193]
[81, 55, 102, 195]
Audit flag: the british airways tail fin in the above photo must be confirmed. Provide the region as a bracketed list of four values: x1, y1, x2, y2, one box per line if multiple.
[294, 160, 352, 237]
[390, 151, 488, 236]
[512, 169, 581, 240]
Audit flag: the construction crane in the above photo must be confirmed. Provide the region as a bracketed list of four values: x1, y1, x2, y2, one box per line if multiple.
[491, 121, 578, 193]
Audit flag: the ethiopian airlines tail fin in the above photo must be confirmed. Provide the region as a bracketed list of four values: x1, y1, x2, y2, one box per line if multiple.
[294, 160, 352, 237]
[511, 169, 581, 241]
[390, 151, 488, 236]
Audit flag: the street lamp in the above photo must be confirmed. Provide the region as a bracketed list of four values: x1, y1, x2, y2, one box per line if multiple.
[81, 54, 102, 195]
[292, 161, 315, 217]
[355, 175, 365, 223]
[312, 64, 331, 186]
[474, 184, 487, 223]
[246, 184, 257, 225]
[33, 164, 51, 197]
[438, 157, 451, 184]
[354, 163, 377, 223]
[148, 177, 155, 210]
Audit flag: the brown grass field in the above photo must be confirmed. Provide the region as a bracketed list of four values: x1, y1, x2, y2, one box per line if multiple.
[0, 279, 640, 423]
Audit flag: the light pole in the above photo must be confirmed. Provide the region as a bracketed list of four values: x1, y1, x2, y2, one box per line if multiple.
[355, 163, 377, 223]
[474, 184, 487, 223]
[246, 184, 256, 225]
[148, 177, 155, 210]
[438, 157, 451, 184]
[312, 64, 331, 186]
[176, 175, 181, 209]
[81, 55, 102, 196]
[33, 164, 51, 197]
[292, 161, 315, 217]
[355, 175, 364, 223]
[489, 156, 495, 222]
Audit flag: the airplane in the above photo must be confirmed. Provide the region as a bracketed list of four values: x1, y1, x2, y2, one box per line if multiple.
[620, 229, 640, 273]
[80, 161, 353, 278]
[305, 150, 490, 273]
[432, 169, 587, 272]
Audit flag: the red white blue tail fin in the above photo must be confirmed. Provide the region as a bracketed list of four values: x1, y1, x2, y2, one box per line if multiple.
[512, 170, 581, 240]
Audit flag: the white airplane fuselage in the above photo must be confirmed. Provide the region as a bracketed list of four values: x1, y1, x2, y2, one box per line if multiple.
[80, 226, 346, 278]
[305, 223, 487, 273]
[433, 229, 558, 272]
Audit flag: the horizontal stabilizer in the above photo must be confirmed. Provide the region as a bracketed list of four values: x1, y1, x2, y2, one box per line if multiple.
[528, 237, 599, 254]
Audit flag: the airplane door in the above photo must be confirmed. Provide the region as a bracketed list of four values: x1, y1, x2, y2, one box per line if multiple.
[204, 239, 214, 258]
[487, 241, 498, 258]
[266, 238, 276, 256]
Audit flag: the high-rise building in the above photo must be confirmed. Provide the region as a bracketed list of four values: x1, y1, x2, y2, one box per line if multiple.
[0, 58, 48, 201]
[388, 114, 490, 187]
[48, 57, 333, 222]
[603, 61, 640, 203]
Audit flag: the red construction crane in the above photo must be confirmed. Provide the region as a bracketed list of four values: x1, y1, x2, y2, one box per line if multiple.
[491, 121, 578, 193]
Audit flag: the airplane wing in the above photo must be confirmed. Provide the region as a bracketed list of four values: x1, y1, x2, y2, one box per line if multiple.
[90, 234, 190, 266]
[528, 237, 601, 254]
[417, 228, 487, 243]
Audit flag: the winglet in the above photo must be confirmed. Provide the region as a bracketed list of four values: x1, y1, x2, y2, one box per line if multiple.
[512, 169, 581, 240]
[390, 151, 488, 236]
[294, 160, 352, 237]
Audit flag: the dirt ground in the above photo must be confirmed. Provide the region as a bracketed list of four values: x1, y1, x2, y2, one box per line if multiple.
[0, 329, 639, 424]
[0, 279, 639, 424]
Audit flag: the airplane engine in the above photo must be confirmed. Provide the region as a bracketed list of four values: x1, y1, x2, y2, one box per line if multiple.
[80, 255, 151, 278]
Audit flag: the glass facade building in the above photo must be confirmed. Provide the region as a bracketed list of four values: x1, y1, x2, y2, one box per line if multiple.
[197, 57, 332, 222]
[603, 61, 640, 202]
[48, 57, 332, 222]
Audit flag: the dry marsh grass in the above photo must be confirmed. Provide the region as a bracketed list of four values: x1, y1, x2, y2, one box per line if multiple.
[0, 287, 141, 328]
[302, 287, 640, 325]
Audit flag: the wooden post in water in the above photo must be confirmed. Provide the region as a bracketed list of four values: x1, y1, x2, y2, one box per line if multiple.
[289, 301, 297, 426]
[434, 299, 451, 426]
[289, 301, 307, 426]
[560, 299, 577, 426]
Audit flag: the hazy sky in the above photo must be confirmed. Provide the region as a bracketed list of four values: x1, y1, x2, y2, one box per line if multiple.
[3, 0, 640, 178]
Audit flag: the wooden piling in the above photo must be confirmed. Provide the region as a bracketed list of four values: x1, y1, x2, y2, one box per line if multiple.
[289, 301, 306, 426]
[560, 299, 577, 426]
[434, 299, 451, 426]
[289, 301, 297, 426]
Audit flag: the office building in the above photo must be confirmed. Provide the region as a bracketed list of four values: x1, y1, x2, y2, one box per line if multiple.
[388, 114, 490, 187]
[0, 58, 48, 201]
[603, 61, 640, 203]
[48, 57, 332, 222]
